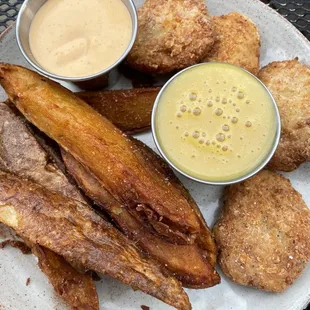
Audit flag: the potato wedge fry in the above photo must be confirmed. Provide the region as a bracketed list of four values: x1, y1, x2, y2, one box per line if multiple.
[77, 88, 159, 134]
[0, 102, 99, 310]
[0, 171, 191, 310]
[32, 245, 99, 310]
[130, 138, 218, 266]
[0, 102, 85, 203]
[62, 149, 220, 288]
[0, 63, 200, 241]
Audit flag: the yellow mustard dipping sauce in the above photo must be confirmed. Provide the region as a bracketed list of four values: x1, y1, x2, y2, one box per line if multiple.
[155, 63, 278, 182]
[29, 0, 132, 78]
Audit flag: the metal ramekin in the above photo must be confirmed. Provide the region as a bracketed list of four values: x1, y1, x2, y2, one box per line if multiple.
[151, 63, 281, 186]
[16, 0, 137, 89]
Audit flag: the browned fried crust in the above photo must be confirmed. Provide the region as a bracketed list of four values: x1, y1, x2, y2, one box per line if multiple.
[0, 63, 200, 241]
[0, 101, 190, 309]
[32, 245, 99, 310]
[0, 102, 99, 310]
[0, 171, 191, 310]
[0, 240, 31, 254]
[204, 12, 260, 75]
[258, 59, 310, 171]
[126, 0, 214, 74]
[77, 88, 160, 134]
[130, 138, 217, 266]
[61, 149, 219, 288]
[214, 170, 310, 292]
[0, 102, 85, 203]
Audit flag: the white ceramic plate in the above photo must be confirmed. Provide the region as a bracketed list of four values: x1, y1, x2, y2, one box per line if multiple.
[0, 0, 309, 309]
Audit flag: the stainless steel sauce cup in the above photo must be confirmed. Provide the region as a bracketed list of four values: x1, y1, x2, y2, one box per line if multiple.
[16, 0, 137, 90]
[151, 63, 281, 186]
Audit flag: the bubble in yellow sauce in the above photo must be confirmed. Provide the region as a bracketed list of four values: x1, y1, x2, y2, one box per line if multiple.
[155, 63, 277, 182]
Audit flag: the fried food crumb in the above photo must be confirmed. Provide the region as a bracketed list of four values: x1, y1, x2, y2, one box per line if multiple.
[258, 58, 310, 171]
[141, 306, 150, 310]
[214, 170, 310, 292]
[0, 240, 31, 255]
[204, 12, 260, 75]
[26, 278, 31, 286]
[127, 0, 214, 74]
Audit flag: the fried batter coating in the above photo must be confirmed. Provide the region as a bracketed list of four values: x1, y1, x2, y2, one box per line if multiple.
[258, 59, 310, 171]
[77, 87, 160, 134]
[0, 171, 191, 310]
[204, 12, 260, 75]
[61, 148, 220, 289]
[214, 170, 310, 292]
[0, 63, 201, 243]
[126, 0, 214, 74]
[0, 102, 99, 310]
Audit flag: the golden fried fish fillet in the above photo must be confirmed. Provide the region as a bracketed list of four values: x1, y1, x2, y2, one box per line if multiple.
[126, 0, 214, 74]
[258, 59, 310, 171]
[204, 12, 260, 75]
[77, 87, 160, 134]
[0, 171, 191, 310]
[214, 170, 310, 292]
[0, 102, 99, 310]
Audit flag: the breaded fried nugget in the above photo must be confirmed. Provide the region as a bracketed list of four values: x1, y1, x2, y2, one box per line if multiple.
[258, 59, 310, 171]
[213, 170, 310, 292]
[126, 0, 214, 74]
[204, 12, 260, 75]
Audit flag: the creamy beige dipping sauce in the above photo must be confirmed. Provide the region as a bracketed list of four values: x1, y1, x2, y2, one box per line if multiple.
[29, 0, 132, 77]
[154, 63, 278, 182]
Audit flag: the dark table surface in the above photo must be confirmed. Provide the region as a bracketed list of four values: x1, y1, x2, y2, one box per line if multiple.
[0, 0, 309, 309]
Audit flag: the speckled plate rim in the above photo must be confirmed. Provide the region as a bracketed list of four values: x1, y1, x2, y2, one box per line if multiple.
[251, 0, 310, 47]
[0, 2, 310, 310]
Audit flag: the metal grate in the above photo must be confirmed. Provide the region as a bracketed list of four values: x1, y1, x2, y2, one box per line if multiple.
[260, 0, 310, 39]
[0, 0, 23, 34]
[270, 0, 310, 39]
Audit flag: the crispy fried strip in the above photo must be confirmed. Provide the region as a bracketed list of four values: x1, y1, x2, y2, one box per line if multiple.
[31, 245, 99, 310]
[130, 138, 217, 266]
[62, 149, 220, 288]
[0, 239, 31, 254]
[0, 63, 200, 238]
[77, 88, 159, 134]
[0, 102, 85, 203]
[0, 171, 191, 310]
[0, 101, 190, 309]
[0, 102, 99, 310]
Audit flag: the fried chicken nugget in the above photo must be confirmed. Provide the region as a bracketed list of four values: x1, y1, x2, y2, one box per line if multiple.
[258, 59, 310, 171]
[204, 12, 260, 75]
[126, 0, 214, 74]
[214, 170, 310, 292]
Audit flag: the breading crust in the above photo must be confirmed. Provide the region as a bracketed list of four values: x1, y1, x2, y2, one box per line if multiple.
[214, 170, 310, 292]
[0, 171, 191, 310]
[77, 87, 160, 134]
[127, 0, 214, 74]
[258, 59, 310, 171]
[204, 12, 260, 75]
